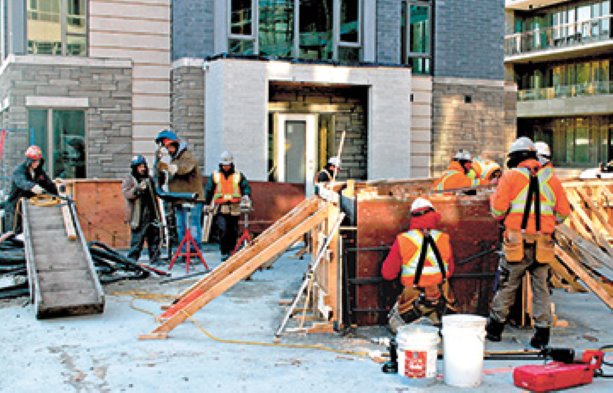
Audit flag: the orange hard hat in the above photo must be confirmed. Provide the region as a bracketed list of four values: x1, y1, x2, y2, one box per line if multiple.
[25, 145, 43, 160]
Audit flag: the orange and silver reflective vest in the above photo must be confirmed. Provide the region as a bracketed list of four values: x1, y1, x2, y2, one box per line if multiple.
[213, 171, 242, 204]
[432, 161, 478, 191]
[397, 229, 452, 287]
[472, 157, 501, 184]
[490, 159, 570, 234]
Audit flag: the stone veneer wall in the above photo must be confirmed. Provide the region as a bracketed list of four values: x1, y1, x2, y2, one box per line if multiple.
[0, 58, 133, 179]
[431, 78, 509, 176]
[171, 60, 205, 169]
[269, 83, 368, 181]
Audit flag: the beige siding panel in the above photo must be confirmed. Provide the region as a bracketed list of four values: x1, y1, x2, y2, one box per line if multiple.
[133, 110, 170, 124]
[412, 116, 432, 129]
[411, 103, 431, 117]
[411, 141, 431, 154]
[93, 0, 169, 7]
[133, 124, 168, 139]
[412, 76, 433, 91]
[88, 48, 169, 64]
[133, 80, 170, 95]
[90, 2, 170, 20]
[132, 139, 159, 154]
[132, 95, 170, 110]
[412, 91, 432, 103]
[133, 65, 170, 80]
[90, 33, 170, 51]
[411, 129, 431, 143]
[90, 19, 170, 35]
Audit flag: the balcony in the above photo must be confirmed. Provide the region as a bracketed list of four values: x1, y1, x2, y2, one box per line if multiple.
[505, 16, 612, 61]
[518, 81, 613, 101]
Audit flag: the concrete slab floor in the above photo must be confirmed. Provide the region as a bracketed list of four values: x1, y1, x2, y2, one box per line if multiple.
[1, 247, 612, 392]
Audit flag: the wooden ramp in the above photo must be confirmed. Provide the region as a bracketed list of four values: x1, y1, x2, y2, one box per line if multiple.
[140, 196, 329, 339]
[23, 199, 104, 319]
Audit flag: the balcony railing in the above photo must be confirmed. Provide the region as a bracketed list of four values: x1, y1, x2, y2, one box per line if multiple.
[505, 15, 612, 57]
[517, 81, 613, 101]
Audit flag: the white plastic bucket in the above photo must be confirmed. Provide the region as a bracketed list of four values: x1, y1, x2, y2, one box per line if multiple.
[442, 314, 487, 387]
[396, 324, 440, 385]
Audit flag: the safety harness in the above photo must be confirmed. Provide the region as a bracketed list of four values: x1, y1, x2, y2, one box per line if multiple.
[413, 230, 447, 287]
[521, 174, 541, 232]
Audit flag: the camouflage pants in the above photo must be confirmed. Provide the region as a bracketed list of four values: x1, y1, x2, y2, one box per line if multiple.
[490, 243, 552, 328]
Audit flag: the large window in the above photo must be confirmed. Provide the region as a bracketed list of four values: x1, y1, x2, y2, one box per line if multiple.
[401, 0, 432, 74]
[229, 0, 363, 62]
[28, 109, 86, 178]
[27, 0, 87, 56]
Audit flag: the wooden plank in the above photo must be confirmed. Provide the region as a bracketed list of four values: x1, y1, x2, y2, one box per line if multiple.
[556, 225, 612, 271]
[60, 198, 77, 241]
[575, 188, 613, 237]
[556, 246, 613, 310]
[567, 190, 613, 256]
[142, 207, 329, 338]
[548, 258, 586, 293]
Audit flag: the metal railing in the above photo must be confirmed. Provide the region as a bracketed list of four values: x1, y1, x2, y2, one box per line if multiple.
[505, 15, 612, 56]
[517, 81, 613, 101]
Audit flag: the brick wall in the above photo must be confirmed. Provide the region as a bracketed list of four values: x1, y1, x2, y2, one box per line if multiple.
[0, 60, 133, 180]
[434, 0, 505, 80]
[376, 0, 401, 63]
[269, 83, 368, 180]
[172, 0, 215, 60]
[171, 61, 205, 170]
[431, 79, 508, 175]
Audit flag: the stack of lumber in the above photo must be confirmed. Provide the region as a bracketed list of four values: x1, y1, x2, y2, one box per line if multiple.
[552, 180, 613, 310]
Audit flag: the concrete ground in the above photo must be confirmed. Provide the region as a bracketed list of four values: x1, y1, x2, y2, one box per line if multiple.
[1, 246, 612, 392]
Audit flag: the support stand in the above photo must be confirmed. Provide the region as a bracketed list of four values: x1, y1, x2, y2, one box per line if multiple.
[231, 208, 253, 255]
[168, 203, 210, 273]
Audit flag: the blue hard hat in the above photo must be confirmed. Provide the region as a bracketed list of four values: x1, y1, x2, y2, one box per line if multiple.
[130, 155, 147, 168]
[155, 129, 178, 144]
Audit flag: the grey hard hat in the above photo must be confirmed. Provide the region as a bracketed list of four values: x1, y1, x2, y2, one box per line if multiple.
[220, 150, 234, 165]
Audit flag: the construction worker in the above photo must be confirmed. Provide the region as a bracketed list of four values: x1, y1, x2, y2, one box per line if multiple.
[3, 146, 58, 233]
[315, 156, 341, 194]
[535, 141, 553, 169]
[122, 155, 162, 263]
[432, 149, 479, 191]
[486, 137, 570, 349]
[381, 197, 455, 333]
[471, 156, 502, 185]
[204, 151, 251, 261]
[154, 129, 204, 251]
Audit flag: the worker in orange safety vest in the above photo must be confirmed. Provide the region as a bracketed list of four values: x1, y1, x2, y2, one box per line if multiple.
[204, 151, 251, 261]
[486, 137, 570, 349]
[381, 197, 456, 333]
[432, 149, 479, 192]
[535, 141, 554, 169]
[471, 156, 502, 185]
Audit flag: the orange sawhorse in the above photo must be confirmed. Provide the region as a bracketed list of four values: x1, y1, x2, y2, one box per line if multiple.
[168, 204, 210, 273]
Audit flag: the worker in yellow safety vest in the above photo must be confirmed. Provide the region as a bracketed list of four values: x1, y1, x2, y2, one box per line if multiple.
[432, 149, 480, 192]
[471, 156, 502, 185]
[381, 197, 456, 332]
[486, 137, 570, 349]
[204, 151, 251, 261]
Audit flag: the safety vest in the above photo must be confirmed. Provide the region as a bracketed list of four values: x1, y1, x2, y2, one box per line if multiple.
[213, 171, 242, 204]
[507, 167, 555, 231]
[473, 158, 500, 182]
[398, 229, 451, 287]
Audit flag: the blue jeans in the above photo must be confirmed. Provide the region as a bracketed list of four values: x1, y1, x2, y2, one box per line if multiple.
[174, 203, 203, 251]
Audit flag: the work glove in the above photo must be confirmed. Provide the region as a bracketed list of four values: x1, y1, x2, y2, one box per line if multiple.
[31, 185, 44, 195]
[203, 205, 211, 214]
[240, 195, 252, 210]
[138, 180, 148, 190]
[158, 147, 172, 165]
[167, 164, 178, 176]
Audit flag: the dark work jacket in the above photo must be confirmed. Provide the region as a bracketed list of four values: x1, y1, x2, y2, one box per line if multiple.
[7, 159, 58, 206]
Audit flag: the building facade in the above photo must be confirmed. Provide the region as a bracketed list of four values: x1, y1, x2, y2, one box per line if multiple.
[172, 0, 511, 184]
[505, 0, 613, 169]
[0, 0, 170, 184]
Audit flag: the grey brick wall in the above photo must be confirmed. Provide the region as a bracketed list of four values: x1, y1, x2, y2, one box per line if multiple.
[376, 0, 401, 64]
[0, 62, 133, 181]
[171, 65, 205, 170]
[172, 0, 215, 60]
[434, 0, 505, 80]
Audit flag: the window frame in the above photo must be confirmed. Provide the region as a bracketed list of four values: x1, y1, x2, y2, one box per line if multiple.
[402, 0, 433, 74]
[26, 0, 88, 57]
[228, 0, 364, 62]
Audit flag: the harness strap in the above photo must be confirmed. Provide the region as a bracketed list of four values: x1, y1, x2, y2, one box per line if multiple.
[413, 231, 447, 287]
[521, 175, 541, 232]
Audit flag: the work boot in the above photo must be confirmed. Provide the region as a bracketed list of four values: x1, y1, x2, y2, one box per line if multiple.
[530, 327, 550, 349]
[485, 317, 505, 342]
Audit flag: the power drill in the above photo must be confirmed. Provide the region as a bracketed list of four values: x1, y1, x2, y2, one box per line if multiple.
[513, 347, 604, 392]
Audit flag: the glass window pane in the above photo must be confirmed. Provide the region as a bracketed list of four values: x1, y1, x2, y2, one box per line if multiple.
[299, 0, 333, 60]
[285, 121, 306, 183]
[258, 0, 294, 57]
[66, 0, 85, 35]
[340, 0, 359, 43]
[338, 46, 360, 62]
[66, 35, 86, 56]
[410, 57, 430, 74]
[228, 38, 255, 54]
[52, 110, 86, 178]
[409, 5, 430, 54]
[400, 1, 407, 63]
[27, 0, 61, 55]
[230, 0, 253, 36]
[28, 109, 48, 158]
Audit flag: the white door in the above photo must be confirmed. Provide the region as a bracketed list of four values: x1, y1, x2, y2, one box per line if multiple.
[276, 114, 318, 195]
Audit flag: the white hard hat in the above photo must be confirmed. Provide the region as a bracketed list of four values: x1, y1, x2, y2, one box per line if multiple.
[534, 141, 551, 157]
[453, 149, 472, 161]
[328, 156, 342, 168]
[220, 150, 234, 165]
[508, 137, 536, 155]
[411, 197, 434, 213]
